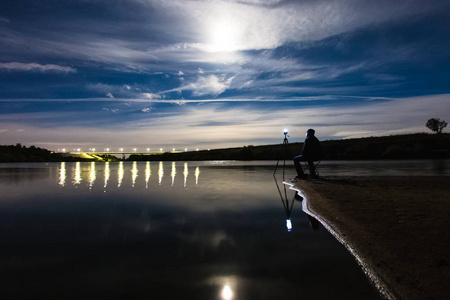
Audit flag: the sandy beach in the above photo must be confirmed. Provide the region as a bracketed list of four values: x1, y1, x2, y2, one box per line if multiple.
[290, 176, 450, 300]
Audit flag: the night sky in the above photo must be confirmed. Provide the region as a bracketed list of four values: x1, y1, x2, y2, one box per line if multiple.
[1, 0, 450, 151]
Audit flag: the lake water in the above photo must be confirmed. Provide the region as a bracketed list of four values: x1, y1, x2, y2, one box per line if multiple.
[2, 159, 446, 299]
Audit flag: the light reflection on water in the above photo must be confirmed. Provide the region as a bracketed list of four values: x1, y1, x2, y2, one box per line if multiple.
[58, 161, 66, 187]
[54, 159, 450, 190]
[104, 161, 110, 189]
[2, 159, 447, 299]
[56, 161, 203, 190]
[145, 161, 150, 188]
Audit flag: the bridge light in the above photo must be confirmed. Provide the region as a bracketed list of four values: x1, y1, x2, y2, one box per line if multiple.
[106, 148, 109, 153]
[119, 148, 123, 153]
[77, 148, 81, 153]
[62, 148, 66, 153]
[133, 148, 137, 153]
[92, 148, 95, 152]
[160, 148, 163, 152]
[184, 148, 187, 152]
[147, 148, 150, 152]
[172, 148, 175, 152]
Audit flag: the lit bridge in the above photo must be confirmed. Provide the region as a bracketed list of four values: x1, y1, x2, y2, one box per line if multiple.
[57, 150, 185, 161]
[59, 151, 184, 155]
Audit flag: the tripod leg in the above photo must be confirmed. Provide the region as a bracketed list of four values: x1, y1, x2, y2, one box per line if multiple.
[274, 136, 291, 180]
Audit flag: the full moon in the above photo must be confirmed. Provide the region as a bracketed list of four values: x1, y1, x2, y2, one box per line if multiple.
[209, 21, 239, 52]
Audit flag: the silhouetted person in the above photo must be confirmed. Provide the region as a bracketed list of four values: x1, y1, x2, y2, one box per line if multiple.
[308, 215, 320, 230]
[294, 129, 322, 178]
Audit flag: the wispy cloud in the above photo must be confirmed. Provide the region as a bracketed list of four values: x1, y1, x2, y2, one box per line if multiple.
[0, 62, 76, 73]
[1, 94, 449, 149]
[160, 74, 235, 97]
[190, 75, 235, 97]
[145, 0, 445, 53]
[142, 93, 161, 100]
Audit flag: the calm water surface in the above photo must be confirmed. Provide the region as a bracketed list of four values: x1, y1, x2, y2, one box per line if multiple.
[3, 159, 443, 299]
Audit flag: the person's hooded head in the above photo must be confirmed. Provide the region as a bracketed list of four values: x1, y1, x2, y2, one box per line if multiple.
[306, 129, 315, 137]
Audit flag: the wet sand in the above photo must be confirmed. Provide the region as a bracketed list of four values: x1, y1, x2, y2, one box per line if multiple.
[290, 176, 450, 300]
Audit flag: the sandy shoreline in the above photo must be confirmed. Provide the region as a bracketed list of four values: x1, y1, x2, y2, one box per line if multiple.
[289, 176, 450, 300]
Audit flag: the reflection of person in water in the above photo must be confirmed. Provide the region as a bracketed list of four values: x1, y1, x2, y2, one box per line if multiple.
[293, 129, 322, 178]
[308, 215, 320, 230]
[294, 191, 320, 230]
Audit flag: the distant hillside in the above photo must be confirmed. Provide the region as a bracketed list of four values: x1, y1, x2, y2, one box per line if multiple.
[129, 133, 450, 161]
[0, 144, 90, 163]
[2, 133, 449, 163]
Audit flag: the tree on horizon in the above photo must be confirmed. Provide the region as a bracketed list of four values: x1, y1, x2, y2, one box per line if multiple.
[426, 118, 447, 134]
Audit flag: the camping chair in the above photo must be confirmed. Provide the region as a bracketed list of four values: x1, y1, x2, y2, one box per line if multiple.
[303, 160, 321, 177]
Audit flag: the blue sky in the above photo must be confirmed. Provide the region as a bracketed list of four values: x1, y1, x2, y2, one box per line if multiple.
[1, 0, 450, 151]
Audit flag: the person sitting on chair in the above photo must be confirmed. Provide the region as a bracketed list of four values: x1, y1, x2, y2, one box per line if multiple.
[294, 129, 322, 178]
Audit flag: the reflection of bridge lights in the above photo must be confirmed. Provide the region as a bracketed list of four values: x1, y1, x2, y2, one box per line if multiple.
[57, 162, 201, 189]
[104, 162, 110, 189]
[131, 161, 138, 187]
[158, 161, 164, 185]
[118, 162, 124, 187]
[59, 162, 66, 187]
[73, 162, 81, 185]
[171, 162, 176, 186]
[183, 163, 188, 187]
[89, 162, 96, 190]
[145, 161, 151, 188]
[195, 166, 200, 186]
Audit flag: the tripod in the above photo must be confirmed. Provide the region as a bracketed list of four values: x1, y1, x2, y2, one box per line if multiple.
[274, 176, 294, 231]
[273, 132, 291, 180]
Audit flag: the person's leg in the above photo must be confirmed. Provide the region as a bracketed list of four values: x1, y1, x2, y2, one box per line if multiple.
[307, 160, 316, 177]
[293, 155, 305, 177]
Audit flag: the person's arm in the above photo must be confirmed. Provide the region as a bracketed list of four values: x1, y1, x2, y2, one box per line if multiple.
[301, 137, 310, 155]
